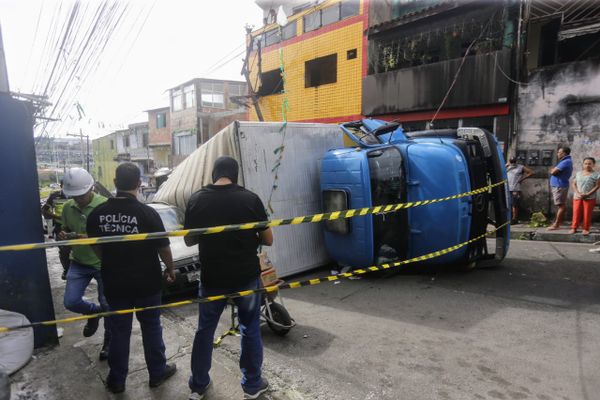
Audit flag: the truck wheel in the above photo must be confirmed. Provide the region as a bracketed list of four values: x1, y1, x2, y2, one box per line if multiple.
[266, 302, 293, 336]
[460, 261, 477, 271]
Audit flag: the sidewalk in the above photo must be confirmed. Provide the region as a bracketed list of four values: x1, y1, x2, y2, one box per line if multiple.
[8, 248, 300, 400]
[510, 222, 600, 244]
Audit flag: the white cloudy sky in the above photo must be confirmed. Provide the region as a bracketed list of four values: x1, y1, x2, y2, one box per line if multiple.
[0, 0, 264, 138]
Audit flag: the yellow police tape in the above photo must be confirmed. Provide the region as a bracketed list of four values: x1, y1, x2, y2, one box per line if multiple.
[0, 221, 509, 333]
[0, 180, 506, 252]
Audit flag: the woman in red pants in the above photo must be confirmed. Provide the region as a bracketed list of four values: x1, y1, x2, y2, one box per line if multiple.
[570, 157, 600, 235]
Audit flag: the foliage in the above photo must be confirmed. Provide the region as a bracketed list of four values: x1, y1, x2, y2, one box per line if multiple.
[528, 212, 548, 228]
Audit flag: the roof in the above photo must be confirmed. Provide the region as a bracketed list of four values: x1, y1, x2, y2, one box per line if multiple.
[144, 106, 170, 113]
[368, 1, 475, 36]
[167, 77, 247, 91]
[128, 121, 148, 128]
[92, 131, 118, 141]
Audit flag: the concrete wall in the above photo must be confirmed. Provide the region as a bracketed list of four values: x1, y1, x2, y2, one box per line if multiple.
[516, 59, 600, 217]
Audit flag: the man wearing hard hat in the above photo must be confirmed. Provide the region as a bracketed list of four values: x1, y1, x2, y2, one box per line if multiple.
[58, 167, 110, 360]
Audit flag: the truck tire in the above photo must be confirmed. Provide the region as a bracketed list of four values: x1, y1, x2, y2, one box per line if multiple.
[266, 302, 293, 336]
[459, 261, 477, 271]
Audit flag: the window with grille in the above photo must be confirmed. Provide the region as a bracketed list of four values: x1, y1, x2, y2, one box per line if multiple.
[201, 83, 224, 108]
[172, 89, 183, 111]
[184, 85, 195, 109]
[173, 131, 196, 155]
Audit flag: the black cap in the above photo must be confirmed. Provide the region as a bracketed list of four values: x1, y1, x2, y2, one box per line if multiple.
[212, 156, 239, 184]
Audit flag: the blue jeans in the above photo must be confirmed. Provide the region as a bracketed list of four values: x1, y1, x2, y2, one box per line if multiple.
[189, 279, 263, 393]
[63, 261, 108, 314]
[106, 292, 167, 385]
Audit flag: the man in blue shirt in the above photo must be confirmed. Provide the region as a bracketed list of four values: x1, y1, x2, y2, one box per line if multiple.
[548, 146, 573, 230]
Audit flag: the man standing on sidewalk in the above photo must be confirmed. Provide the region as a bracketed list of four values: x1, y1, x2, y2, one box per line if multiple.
[184, 156, 273, 400]
[548, 146, 573, 230]
[59, 168, 109, 359]
[87, 163, 177, 394]
[41, 180, 71, 280]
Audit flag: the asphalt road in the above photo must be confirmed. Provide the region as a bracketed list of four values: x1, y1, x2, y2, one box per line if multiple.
[156, 239, 600, 400]
[10, 239, 600, 400]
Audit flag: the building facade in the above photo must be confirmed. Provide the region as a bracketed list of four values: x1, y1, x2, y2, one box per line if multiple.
[91, 132, 118, 192]
[514, 0, 600, 216]
[248, 0, 365, 123]
[246, 0, 600, 217]
[168, 78, 247, 165]
[146, 106, 171, 168]
[363, 0, 519, 145]
[36, 137, 87, 169]
[114, 123, 153, 184]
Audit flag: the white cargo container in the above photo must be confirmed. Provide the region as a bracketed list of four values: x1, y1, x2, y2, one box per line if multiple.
[153, 121, 344, 277]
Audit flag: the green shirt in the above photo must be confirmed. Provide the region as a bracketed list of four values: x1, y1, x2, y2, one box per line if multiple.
[61, 193, 107, 269]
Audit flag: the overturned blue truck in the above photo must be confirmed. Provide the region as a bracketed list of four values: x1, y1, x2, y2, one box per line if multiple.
[321, 119, 510, 270]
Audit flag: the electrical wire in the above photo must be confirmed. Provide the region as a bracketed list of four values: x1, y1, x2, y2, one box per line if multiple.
[200, 42, 246, 77]
[494, 51, 528, 85]
[428, 13, 498, 125]
[46, 1, 154, 139]
[36, 0, 126, 142]
[203, 49, 247, 77]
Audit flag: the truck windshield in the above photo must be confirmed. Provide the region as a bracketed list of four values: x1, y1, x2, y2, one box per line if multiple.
[368, 147, 409, 263]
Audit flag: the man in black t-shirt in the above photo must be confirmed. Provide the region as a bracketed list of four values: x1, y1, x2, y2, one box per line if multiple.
[87, 163, 177, 394]
[184, 156, 273, 400]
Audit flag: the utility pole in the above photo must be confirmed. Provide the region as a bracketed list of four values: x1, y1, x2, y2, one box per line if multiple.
[67, 130, 90, 171]
[0, 24, 9, 93]
[242, 26, 264, 121]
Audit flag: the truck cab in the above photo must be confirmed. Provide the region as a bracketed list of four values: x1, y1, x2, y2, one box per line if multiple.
[321, 119, 509, 269]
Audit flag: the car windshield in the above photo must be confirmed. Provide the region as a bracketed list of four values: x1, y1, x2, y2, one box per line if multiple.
[152, 206, 183, 231]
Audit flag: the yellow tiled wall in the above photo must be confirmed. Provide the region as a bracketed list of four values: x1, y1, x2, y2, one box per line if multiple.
[248, 3, 364, 122]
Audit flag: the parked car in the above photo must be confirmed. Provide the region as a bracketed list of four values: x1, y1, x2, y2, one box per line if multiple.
[147, 202, 201, 297]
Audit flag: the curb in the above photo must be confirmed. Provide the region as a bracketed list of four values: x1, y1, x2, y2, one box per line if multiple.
[510, 226, 600, 243]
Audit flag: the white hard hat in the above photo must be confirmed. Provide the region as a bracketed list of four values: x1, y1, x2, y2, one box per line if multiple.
[62, 168, 94, 197]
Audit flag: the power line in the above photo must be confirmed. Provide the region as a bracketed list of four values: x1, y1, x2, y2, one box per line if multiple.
[45, 1, 124, 138]
[428, 13, 497, 125]
[46, 1, 154, 139]
[203, 48, 246, 77]
[41, 1, 80, 97]
[37, 1, 124, 142]
[201, 42, 246, 77]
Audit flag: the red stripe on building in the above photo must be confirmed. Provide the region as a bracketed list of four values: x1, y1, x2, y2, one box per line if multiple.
[377, 104, 510, 122]
[291, 104, 509, 124]
[294, 114, 364, 124]
[261, 13, 368, 55]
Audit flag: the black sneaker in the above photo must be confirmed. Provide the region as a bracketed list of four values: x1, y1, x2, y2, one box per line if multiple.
[83, 317, 99, 337]
[243, 378, 269, 399]
[149, 363, 177, 388]
[105, 379, 125, 394]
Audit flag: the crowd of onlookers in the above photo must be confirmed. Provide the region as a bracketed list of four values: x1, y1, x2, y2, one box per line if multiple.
[506, 146, 600, 253]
